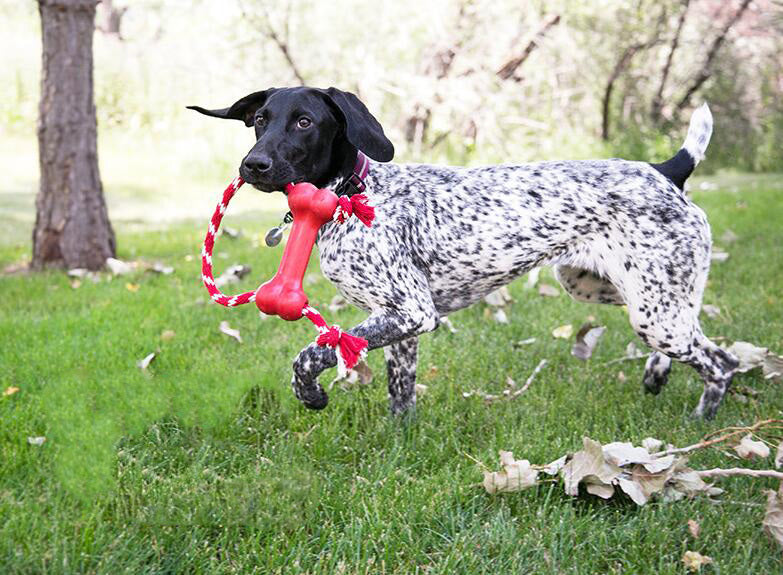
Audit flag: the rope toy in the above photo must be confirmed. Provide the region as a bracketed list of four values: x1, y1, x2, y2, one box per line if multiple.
[202, 176, 375, 375]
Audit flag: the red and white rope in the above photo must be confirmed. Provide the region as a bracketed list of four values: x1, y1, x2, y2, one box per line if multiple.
[201, 177, 373, 370]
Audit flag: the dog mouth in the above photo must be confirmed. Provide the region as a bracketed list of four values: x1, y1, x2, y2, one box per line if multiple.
[239, 166, 303, 194]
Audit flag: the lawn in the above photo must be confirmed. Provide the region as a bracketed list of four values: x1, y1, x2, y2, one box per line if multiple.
[1, 172, 782, 574]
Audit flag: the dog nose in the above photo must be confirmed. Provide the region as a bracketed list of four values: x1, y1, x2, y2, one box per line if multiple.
[244, 154, 272, 174]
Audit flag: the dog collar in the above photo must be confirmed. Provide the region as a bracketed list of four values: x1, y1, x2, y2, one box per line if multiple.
[334, 150, 370, 197]
[265, 151, 371, 247]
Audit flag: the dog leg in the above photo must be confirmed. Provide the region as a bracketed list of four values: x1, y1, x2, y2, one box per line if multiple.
[642, 352, 672, 395]
[291, 295, 438, 410]
[384, 337, 419, 416]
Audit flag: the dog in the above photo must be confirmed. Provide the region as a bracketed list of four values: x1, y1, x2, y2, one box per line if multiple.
[189, 86, 738, 419]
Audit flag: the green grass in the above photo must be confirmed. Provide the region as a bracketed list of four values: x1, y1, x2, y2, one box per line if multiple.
[1, 173, 782, 574]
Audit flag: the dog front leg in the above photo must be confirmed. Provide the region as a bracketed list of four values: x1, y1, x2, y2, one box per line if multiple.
[291, 305, 438, 410]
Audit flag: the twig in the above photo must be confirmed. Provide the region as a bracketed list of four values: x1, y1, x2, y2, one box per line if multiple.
[653, 419, 783, 457]
[698, 468, 783, 480]
[463, 359, 548, 403]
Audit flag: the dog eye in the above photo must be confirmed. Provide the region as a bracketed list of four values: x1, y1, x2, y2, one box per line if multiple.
[297, 117, 312, 129]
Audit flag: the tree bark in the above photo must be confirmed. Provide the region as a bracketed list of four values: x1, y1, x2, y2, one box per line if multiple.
[33, 0, 115, 271]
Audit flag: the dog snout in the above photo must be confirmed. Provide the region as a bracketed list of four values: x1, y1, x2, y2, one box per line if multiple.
[243, 154, 273, 175]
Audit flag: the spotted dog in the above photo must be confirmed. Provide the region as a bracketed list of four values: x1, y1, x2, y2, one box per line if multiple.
[190, 87, 738, 419]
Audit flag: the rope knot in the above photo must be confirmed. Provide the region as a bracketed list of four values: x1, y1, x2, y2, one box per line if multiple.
[334, 194, 375, 226]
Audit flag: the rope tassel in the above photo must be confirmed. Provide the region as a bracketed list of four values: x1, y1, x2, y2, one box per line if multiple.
[334, 194, 375, 226]
[303, 307, 368, 376]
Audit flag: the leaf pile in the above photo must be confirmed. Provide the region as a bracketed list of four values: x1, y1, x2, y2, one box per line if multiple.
[483, 437, 721, 506]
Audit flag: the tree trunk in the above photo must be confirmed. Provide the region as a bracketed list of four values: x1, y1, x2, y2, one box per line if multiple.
[33, 0, 115, 271]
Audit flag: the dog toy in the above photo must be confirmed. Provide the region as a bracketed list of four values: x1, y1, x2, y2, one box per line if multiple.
[202, 177, 375, 374]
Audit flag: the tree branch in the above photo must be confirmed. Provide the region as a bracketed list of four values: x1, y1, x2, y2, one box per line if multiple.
[496, 14, 561, 81]
[651, 0, 690, 123]
[675, 0, 753, 113]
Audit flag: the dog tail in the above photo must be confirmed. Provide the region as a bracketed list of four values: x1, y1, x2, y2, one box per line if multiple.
[650, 103, 713, 190]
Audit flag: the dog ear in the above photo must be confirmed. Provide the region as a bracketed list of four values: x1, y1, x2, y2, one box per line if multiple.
[187, 89, 278, 127]
[318, 88, 394, 162]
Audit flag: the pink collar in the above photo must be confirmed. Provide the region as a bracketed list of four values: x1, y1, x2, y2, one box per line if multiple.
[336, 151, 370, 196]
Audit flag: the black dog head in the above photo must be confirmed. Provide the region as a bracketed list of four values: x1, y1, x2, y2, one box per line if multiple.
[188, 87, 394, 192]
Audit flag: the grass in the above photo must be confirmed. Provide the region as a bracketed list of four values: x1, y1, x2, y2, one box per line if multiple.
[1, 171, 782, 574]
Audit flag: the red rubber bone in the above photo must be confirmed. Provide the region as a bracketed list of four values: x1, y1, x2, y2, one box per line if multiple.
[201, 177, 375, 373]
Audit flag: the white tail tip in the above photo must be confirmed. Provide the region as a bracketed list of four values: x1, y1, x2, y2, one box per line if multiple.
[683, 103, 713, 165]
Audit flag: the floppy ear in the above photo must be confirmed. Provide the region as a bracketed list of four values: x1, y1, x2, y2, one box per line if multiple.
[319, 87, 394, 162]
[187, 89, 278, 127]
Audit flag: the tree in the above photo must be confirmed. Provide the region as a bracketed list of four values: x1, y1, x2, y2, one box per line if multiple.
[33, 0, 115, 271]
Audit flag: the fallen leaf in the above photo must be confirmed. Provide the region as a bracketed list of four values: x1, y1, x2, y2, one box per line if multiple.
[137, 352, 156, 370]
[720, 229, 738, 244]
[221, 226, 240, 239]
[538, 283, 560, 297]
[328, 294, 347, 313]
[70, 279, 82, 289]
[543, 455, 567, 476]
[3, 386, 20, 397]
[688, 519, 701, 539]
[641, 437, 663, 452]
[726, 341, 767, 372]
[493, 309, 508, 324]
[106, 257, 134, 275]
[586, 481, 615, 499]
[214, 264, 251, 287]
[160, 330, 176, 341]
[524, 267, 541, 289]
[617, 371, 626, 383]
[763, 353, 783, 381]
[571, 323, 606, 360]
[125, 283, 140, 292]
[617, 477, 647, 505]
[763, 483, 783, 550]
[27, 436, 46, 446]
[513, 338, 537, 347]
[415, 383, 428, 396]
[150, 262, 174, 275]
[711, 251, 729, 262]
[330, 360, 373, 390]
[561, 437, 621, 496]
[682, 550, 712, 572]
[219, 321, 242, 343]
[552, 324, 573, 339]
[483, 451, 539, 494]
[733, 434, 770, 459]
[701, 304, 721, 319]
[440, 316, 458, 333]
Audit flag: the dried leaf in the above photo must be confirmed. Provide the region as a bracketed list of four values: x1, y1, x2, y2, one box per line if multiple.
[682, 551, 712, 572]
[711, 251, 729, 262]
[3, 386, 20, 397]
[137, 352, 156, 370]
[524, 267, 540, 289]
[440, 316, 458, 333]
[513, 338, 537, 347]
[538, 283, 560, 297]
[106, 257, 134, 276]
[414, 383, 428, 396]
[701, 304, 721, 319]
[561, 437, 621, 496]
[160, 330, 176, 341]
[150, 262, 174, 275]
[483, 451, 539, 494]
[552, 324, 573, 339]
[70, 279, 81, 289]
[763, 483, 783, 550]
[641, 437, 663, 452]
[688, 519, 701, 539]
[328, 294, 347, 313]
[720, 229, 738, 244]
[585, 481, 614, 499]
[219, 321, 242, 343]
[214, 264, 251, 287]
[733, 434, 770, 459]
[493, 309, 508, 324]
[763, 353, 783, 381]
[543, 455, 567, 476]
[221, 226, 240, 239]
[617, 477, 648, 505]
[726, 341, 768, 373]
[27, 436, 46, 446]
[125, 283, 140, 292]
[571, 323, 606, 360]
[484, 287, 512, 307]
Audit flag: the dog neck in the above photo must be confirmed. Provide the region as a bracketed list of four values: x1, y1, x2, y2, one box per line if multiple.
[323, 146, 370, 197]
